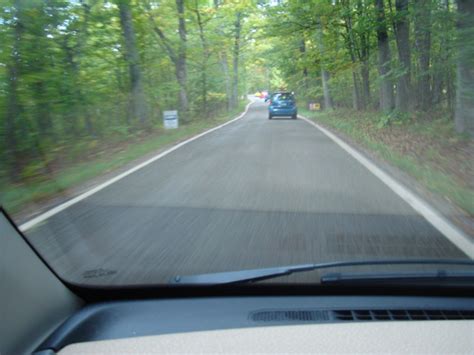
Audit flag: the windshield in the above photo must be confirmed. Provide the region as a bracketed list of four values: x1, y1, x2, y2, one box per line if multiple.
[0, 0, 473, 286]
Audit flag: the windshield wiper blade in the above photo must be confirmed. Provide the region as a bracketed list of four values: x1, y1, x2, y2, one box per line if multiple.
[170, 259, 474, 285]
[321, 270, 474, 285]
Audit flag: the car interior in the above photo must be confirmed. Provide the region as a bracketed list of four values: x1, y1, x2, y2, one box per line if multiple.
[2, 208, 473, 354]
[1, 1, 474, 354]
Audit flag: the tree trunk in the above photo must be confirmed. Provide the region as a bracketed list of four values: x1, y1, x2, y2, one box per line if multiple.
[77, 1, 94, 135]
[63, 1, 94, 136]
[454, 0, 474, 136]
[147, 1, 188, 118]
[394, 0, 412, 112]
[29, 2, 54, 138]
[220, 51, 232, 111]
[317, 18, 333, 110]
[361, 58, 370, 108]
[375, 0, 394, 112]
[231, 12, 242, 110]
[5, 0, 23, 180]
[34, 81, 53, 136]
[195, 1, 209, 114]
[351, 71, 362, 110]
[321, 69, 333, 110]
[343, 10, 363, 110]
[414, 0, 432, 111]
[357, 0, 370, 109]
[176, 0, 188, 117]
[431, 0, 450, 108]
[118, 0, 148, 126]
[300, 39, 309, 91]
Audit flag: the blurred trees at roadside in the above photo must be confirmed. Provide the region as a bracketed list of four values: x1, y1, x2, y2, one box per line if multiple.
[258, 0, 473, 136]
[1, 0, 473, 185]
[0, 0, 257, 182]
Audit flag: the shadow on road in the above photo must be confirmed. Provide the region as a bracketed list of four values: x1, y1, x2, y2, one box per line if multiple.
[27, 204, 468, 285]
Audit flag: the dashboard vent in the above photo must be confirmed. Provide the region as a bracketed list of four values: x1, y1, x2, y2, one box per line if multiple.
[333, 309, 474, 321]
[250, 310, 330, 322]
[250, 309, 474, 323]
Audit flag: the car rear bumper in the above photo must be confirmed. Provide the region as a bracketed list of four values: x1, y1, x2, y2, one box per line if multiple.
[269, 107, 297, 116]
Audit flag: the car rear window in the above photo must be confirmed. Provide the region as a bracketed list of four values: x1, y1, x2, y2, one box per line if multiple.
[274, 93, 294, 101]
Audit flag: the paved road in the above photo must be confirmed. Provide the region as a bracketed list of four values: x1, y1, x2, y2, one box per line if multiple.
[26, 101, 467, 285]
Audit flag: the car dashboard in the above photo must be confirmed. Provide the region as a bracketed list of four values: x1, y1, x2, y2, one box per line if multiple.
[37, 295, 474, 354]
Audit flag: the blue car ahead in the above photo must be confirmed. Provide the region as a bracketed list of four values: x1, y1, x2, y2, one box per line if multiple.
[267, 92, 297, 120]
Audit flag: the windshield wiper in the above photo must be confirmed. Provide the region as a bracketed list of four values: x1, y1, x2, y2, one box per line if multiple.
[170, 259, 474, 285]
[321, 270, 474, 285]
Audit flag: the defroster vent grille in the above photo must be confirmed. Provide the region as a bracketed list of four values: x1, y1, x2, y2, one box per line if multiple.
[332, 309, 474, 321]
[250, 309, 474, 323]
[250, 310, 330, 322]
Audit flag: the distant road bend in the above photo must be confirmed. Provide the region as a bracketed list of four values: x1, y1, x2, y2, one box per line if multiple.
[26, 99, 469, 285]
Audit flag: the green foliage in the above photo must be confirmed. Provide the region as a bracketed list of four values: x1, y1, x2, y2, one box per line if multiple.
[0, 0, 256, 185]
[377, 110, 410, 128]
[0, 0, 472, 214]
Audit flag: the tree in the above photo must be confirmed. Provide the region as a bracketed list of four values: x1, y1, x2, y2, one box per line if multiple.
[317, 18, 333, 110]
[414, 0, 432, 111]
[230, 11, 242, 110]
[0, 0, 469, 189]
[192, 0, 211, 113]
[175, 0, 188, 115]
[117, 0, 149, 126]
[393, 0, 412, 112]
[147, 0, 189, 117]
[454, 0, 474, 136]
[62, 0, 95, 136]
[375, 0, 394, 111]
[341, 1, 363, 110]
[4, 0, 24, 180]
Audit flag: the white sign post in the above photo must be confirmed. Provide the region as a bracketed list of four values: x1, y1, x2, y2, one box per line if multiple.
[163, 110, 179, 129]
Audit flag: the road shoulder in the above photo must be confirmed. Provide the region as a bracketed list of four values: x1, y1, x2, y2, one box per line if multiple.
[299, 114, 474, 258]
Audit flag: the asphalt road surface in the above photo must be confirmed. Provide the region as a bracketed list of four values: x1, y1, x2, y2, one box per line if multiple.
[25, 100, 468, 285]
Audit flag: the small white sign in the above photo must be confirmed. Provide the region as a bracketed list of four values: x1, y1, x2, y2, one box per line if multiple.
[163, 110, 179, 129]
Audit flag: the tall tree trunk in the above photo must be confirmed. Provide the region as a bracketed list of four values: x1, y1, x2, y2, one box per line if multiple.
[5, 0, 23, 180]
[431, 0, 450, 108]
[354, 73, 363, 110]
[394, 0, 412, 112]
[194, 0, 209, 114]
[34, 81, 53, 136]
[146, 1, 188, 118]
[231, 12, 242, 110]
[357, 0, 370, 109]
[176, 0, 188, 117]
[77, 1, 94, 135]
[300, 39, 309, 91]
[220, 51, 232, 111]
[317, 18, 333, 110]
[454, 0, 474, 136]
[321, 69, 333, 110]
[343, 10, 363, 110]
[361, 58, 371, 108]
[375, 0, 394, 111]
[63, 0, 94, 136]
[414, 0, 432, 111]
[118, 0, 148, 126]
[213, 0, 230, 110]
[30, 2, 54, 138]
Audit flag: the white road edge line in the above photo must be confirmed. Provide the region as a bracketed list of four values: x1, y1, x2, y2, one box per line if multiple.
[299, 115, 474, 259]
[19, 100, 255, 232]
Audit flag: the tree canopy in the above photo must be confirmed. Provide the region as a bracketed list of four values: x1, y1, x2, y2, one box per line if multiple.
[0, 0, 473, 184]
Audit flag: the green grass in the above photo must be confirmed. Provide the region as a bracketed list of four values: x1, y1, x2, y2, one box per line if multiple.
[1, 102, 248, 216]
[301, 108, 474, 216]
